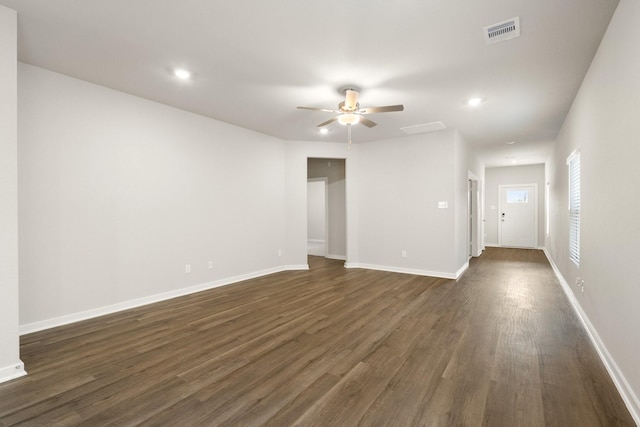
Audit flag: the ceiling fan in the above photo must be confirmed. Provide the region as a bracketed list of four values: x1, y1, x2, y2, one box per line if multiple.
[297, 87, 404, 145]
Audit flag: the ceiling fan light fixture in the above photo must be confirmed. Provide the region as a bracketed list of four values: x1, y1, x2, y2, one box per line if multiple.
[338, 113, 360, 126]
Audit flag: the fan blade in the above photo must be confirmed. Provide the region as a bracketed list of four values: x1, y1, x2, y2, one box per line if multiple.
[317, 117, 338, 127]
[344, 89, 360, 111]
[297, 106, 339, 113]
[359, 117, 377, 128]
[359, 104, 404, 114]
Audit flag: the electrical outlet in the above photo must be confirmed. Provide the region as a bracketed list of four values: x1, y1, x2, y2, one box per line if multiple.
[208, 261, 213, 269]
[278, 249, 282, 257]
[185, 264, 191, 274]
[401, 250, 407, 258]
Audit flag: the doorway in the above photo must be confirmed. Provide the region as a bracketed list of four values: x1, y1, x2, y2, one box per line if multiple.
[498, 184, 538, 248]
[307, 158, 346, 262]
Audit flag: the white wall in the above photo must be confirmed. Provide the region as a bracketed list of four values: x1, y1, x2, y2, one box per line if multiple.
[308, 158, 346, 259]
[546, 0, 640, 420]
[354, 130, 480, 278]
[306, 179, 326, 241]
[357, 131, 455, 275]
[484, 164, 545, 247]
[0, 5, 25, 383]
[18, 63, 287, 329]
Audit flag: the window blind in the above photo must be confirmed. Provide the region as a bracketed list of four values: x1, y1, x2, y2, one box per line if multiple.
[567, 151, 580, 266]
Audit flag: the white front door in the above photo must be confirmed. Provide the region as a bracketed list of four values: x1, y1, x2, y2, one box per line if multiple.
[498, 184, 537, 248]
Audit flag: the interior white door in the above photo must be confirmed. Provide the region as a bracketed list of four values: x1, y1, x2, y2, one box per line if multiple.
[498, 184, 537, 248]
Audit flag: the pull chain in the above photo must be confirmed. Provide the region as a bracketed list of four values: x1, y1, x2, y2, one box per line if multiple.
[347, 124, 352, 150]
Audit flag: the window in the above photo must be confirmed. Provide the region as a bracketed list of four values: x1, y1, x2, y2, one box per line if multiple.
[507, 190, 529, 203]
[567, 150, 580, 266]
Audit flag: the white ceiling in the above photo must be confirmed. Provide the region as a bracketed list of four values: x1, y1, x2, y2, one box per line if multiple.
[1, 0, 618, 167]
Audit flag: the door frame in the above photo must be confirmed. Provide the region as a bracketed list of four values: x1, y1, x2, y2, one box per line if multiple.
[468, 171, 482, 257]
[497, 183, 538, 248]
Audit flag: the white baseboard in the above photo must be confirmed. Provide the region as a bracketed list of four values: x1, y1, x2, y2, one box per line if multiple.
[543, 249, 640, 425]
[19, 264, 309, 335]
[455, 261, 469, 279]
[0, 360, 26, 384]
[326, 254, 347, 261]
[344, 263, 462, 280]
[280, 264, 310, 271]
[485, 244, 545, 251]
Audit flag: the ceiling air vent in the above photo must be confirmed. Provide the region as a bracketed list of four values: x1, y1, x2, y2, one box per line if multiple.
[401, 121, 447, 135]
[484, 17, 520, 44]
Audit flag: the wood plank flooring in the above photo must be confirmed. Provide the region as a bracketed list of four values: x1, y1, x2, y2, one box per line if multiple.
[0, 248, 635, 426]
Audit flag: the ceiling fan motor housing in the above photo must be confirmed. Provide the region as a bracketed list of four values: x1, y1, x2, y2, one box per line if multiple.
[338, 101, 359, 113]
[344, 89, 359, 111]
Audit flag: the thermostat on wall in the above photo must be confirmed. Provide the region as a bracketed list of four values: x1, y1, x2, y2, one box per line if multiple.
[438, 201, 448, 209]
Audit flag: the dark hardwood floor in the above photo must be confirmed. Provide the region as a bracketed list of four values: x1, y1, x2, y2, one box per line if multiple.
[0, 248, 635, 426]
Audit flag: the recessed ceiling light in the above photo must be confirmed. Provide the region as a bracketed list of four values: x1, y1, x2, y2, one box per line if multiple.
[506, 141, 516, 145]
[319, 128, 329, 135]
[173, 68, 191, 80]
[467, 97, 483, 107]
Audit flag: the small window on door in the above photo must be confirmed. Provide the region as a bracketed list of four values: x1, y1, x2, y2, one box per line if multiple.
[507, 190, 529, 203]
